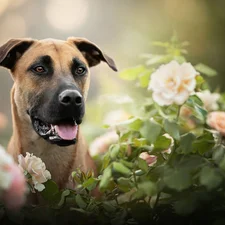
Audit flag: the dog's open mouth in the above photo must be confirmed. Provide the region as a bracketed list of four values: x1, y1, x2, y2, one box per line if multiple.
[31, 117, 80, 146]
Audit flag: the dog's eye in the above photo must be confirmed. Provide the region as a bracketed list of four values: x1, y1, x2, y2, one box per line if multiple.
[75, 66, 86, 75]
[32, 66, 45, 74]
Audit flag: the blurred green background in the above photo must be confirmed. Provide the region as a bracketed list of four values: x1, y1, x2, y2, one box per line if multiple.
[0, 0, 225, 146]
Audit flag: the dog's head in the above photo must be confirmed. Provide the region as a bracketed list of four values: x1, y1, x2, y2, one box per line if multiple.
[0, 38, 117, 146]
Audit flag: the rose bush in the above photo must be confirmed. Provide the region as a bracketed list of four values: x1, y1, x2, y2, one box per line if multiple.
[2, 36, 225, 225]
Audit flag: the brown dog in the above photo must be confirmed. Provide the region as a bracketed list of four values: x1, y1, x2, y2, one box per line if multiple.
[0, 37, 117, 189]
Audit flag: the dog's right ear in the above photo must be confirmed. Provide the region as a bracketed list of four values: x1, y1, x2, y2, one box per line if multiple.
[0, 38, 34, 70]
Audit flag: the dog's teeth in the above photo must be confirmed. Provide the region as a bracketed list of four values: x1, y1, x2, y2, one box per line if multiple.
[46, 130, 52, 135]
[50, 125, 55, 134]
[49, 135, 58, 140]
[72, 118, 77, 125]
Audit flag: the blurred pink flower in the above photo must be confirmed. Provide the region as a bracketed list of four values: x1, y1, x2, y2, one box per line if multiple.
[139, 152, 157, 166]
[89, 131, 119, 156]
[207, 111, 225, 136]
[0, 113, 8, 131]
[2, 163, 26, 210]
[0, 145, 26, 210]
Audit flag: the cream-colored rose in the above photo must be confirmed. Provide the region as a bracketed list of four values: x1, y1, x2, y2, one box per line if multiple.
[196, 90, 220, 111]
[148, 60, 198, 106]
[18, 152, 51, 192]
[207, 111, 225, 136]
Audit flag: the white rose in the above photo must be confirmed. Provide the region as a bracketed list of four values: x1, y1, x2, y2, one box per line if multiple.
[148, 60, 199, 106]
[196, 90, 220, 111]
[18, 152, 51, 192]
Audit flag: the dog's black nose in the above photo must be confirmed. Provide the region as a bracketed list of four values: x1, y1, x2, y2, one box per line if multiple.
[59, 90, 83, 107]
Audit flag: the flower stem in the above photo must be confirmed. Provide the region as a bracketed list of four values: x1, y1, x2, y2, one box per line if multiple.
[176, 105, 182, 122]
[133, 170, 138, 189]
[152, 192, 161, 218]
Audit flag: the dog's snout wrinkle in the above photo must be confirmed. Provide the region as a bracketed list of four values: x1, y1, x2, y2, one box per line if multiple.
[59, 90, 83, 107]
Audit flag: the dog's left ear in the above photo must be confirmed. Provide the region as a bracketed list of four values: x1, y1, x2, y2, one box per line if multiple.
[0, 38, 34, 70]
[68, 37, 117, 71]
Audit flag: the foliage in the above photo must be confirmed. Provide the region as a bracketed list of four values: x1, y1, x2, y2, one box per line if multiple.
[1, 35, 225, 225]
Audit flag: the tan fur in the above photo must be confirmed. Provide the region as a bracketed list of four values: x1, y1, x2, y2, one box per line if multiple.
[1, 38, 116, 189]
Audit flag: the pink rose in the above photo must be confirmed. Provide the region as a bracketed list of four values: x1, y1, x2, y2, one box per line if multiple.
[0, 145, 26, 210]
[207, 112, 225, 136]
[2, 163, 26, 210]
[139, 152, 157, 166]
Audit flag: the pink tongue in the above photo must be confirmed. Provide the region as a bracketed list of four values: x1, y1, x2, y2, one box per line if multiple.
[54, 124, 78, 140]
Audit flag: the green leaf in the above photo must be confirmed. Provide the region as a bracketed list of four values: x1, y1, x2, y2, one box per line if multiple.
[133, 138, 147, 147]
[177, 133, 196, 154]
[140, 119, 161, 143]
[199, 167, 222, 190]
[192, 131, 214, 155]
[195, 63, 218, 77]
[174, 194, 198, 215]
[213, 145, 225, 164]
[138, 70, 151, 88]
[138, 157, 149, 172]
[99, 166, 112, 190]
[138, 181, 157, 196]
[117, 177, 132, 192]
[145, 54, 172, 66]
[58, 190, 70, 207]
[173, 55, 186, 63]
[117, 177, 131, 186]
[119, 130, 132, 142]
[70, 207, 89, 214]
[102, 201, 117, 213]
[82, 177, 98, 191]
[163, 167, 192, 191]
[120, 159, 134, 169]
[187, 95, 204, 107]
[119, 65, 146, 80]
[152, 41, 169, 48]
[40, 180, 59, 202]
[110, 144, 120, 159]
[113, 162, 131, 175]
[117, 117, 143, 131]
[219, 154, 225, 171]
[75, 194, 87, 209]
[164, 119, 180, 140]
[195, 75, 205, 88]
[153, 136, 171, 152]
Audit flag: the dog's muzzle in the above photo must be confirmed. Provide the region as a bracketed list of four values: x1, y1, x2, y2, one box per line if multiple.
[29, 89, 84, 147]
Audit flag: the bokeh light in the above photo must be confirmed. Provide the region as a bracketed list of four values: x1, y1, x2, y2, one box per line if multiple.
[0, 0, 9, 16]
[45, 0, 89, 31]
[0, 14, 26, 44]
